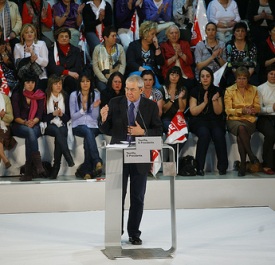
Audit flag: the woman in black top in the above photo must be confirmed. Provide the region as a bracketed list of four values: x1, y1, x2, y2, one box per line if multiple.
[100, 71, 125, 108]
[189, 66, 228, 176]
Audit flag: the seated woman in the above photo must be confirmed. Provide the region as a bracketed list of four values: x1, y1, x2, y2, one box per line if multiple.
[0, 0, 21, 52]
[159, 66, 187, 157]
[258, 22, 275, 83]
[92, 26, 126, 91]
[247, 0, 275, 50]
[194, 22, 227, 90]
[22, 0, 54, 48]
[14, 24, 48, 91]
[225, 21, 258, 86]
[47, 27, 82, 95]
[69, 72, 103, 180]
[141, 69, 164, 116]
[189, 67, 228, 176]
[82, 0, 113, 55]
[52, 0, 85, 48]
[44, 74, 75, 180]
[256, 65, 275, 175]
[126, 21, 164, 88]
[144, 0, 174, 43]
[207, 0, 241, 43]
[0, 92, 16, 169]
[0, 26, 18, 94]
[172, 0, 194, 42]
[160, 24, 195, 92]
[115, 0, 145, 51]
[224, 66, 261, 176]
[11, 72, 46, 181]
[100, 71, 125, 108]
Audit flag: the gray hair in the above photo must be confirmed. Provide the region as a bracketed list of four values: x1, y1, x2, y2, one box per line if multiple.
[126, 75, 144, 89]
[165, 24, 180, 38]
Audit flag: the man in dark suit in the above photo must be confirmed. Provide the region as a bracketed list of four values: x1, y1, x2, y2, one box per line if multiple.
[99, 75, 163, 245]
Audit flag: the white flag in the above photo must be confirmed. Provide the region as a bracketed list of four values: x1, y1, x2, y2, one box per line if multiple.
[213, 62, 228, 87]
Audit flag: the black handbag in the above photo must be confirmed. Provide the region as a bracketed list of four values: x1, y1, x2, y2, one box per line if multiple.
[17, 57, 43, 79]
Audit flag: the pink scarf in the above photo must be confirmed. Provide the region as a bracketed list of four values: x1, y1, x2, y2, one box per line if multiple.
[23, 89, 45, 120]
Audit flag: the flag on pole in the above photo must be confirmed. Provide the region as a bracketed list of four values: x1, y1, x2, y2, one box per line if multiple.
[213, 62, 228, 87]
[151, 149, 161, 177]
[165, 111, 188, 144]
[190, 0, 208, 47]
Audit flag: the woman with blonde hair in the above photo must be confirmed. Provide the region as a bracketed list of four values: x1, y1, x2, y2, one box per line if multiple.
[224, 66, 261, 176]
[126, 21, 164, 88]
[14, 23, 48, 91]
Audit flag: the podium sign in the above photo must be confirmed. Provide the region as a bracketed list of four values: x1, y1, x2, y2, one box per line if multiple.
[136, 136, 162, 150]
[124, 149, 150, 163]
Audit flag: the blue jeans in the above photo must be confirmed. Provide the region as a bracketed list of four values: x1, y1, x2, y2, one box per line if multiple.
[72, 125, 101, 174]
[12, 124, 41, 161]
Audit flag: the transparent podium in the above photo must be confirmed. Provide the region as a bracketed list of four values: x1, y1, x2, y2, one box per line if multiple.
[102, 143, 177, 260]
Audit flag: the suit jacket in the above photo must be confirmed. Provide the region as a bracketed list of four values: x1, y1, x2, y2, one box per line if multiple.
[99, 96, 163, 144]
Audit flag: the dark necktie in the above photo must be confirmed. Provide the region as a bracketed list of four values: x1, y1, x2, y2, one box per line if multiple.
[127, 103, 135, 143]
[128, 102, 135, 126]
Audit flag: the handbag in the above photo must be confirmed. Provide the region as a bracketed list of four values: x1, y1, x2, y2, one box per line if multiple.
[17, 57, 43, 79]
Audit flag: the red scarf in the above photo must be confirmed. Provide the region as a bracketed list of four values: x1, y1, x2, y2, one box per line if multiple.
[23, 89, 45, 120]
[59, 43, 70, 56]
[266, 36, 275, 54]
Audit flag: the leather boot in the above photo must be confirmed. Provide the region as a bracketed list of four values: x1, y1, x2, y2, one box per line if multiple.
[49, 163, 60, 179]
[31, 151, 46, 177]
[20, 160, 33, 181]
[63, 150, 75, 167]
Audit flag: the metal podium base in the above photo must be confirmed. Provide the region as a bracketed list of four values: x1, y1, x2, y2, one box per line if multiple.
[103, 145, 176, 260]
[102, 247, 174, 260]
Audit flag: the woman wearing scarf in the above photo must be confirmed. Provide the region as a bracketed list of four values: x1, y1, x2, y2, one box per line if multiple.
[82, 0, 112, 55]
[11, 71, 46, 181]
[0, 0, 22, 52]
[69, 71, 102, 180]
[22, 0, 53, 48]
[92, 26, 126, 91]
[52, 0, 85, 48]
[0, 91, 16, 170]
[47, 27, 82, 95]
[43, 74, 74, 179]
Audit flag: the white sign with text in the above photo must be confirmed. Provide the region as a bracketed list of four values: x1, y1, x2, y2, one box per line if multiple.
[124, 149, 151, 163]
[136, 137, 162, 150]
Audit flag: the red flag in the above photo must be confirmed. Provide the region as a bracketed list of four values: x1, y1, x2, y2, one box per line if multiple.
[190, 0, 208, 47]
[165, 111, 188, 144]
[151, 150, 161, 177]
[0, 65, 10, 96]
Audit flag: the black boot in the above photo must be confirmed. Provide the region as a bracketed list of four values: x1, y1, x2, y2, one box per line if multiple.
[49, 163, 60, 179]
[20, 160, 33, 181]
[31, 151, 46, 177]
[63, 150, 75, 167]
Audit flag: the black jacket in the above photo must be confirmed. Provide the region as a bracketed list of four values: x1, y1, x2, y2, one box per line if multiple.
[99, 95, 163, 144]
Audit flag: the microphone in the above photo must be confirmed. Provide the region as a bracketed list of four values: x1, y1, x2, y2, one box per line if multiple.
[126, 106, 131, 146]
[138, 108, 147, 136]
